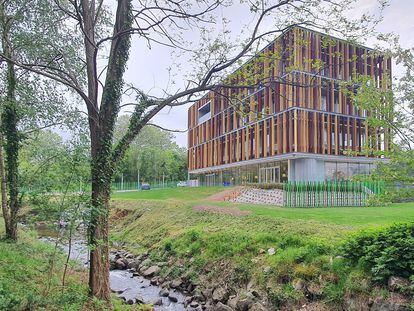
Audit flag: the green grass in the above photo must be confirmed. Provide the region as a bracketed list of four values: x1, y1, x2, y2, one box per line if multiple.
[112, 186, 414, 228]
[0, 220, 88, 311]
[229, 201, 414, 227]
[109, 186, 414, 308]
[0, 219, 153, 311]
[112, 186, 224, 201]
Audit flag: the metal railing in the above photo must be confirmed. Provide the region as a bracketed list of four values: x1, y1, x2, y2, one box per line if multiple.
[111, 180, 180, 191]
[283, 181, 384, 207]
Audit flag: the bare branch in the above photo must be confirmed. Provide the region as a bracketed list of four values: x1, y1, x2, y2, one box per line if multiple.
[147, 123, 187, 133]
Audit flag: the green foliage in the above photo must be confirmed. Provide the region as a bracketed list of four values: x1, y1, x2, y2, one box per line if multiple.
[20, 130, 90, 194]
[113, 116, 187, 183]
[365, 193, 392, 207]
[368, 149, 414, 185]
[340, 223, 414, 282]
[248, 182, 284, 190]
[0, 226, 88, 310]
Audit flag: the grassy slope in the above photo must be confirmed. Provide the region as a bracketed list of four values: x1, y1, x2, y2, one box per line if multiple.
[110, 187, 414, 308]
[112, 187, 414, 227]
[0, 220, 88, 311]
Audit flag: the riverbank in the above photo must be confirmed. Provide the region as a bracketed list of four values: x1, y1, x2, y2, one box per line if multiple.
[0, 220, 155, 311]
[110, 188, 414, 310]
[0, 220, 89, 310]
[2, 186, 413, 310]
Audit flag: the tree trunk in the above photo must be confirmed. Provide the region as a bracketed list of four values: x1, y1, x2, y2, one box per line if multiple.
[2, 97, 19, 241]
[87, 126, 112, 301]
[0, 133, 11, 237]
[1, 3, 19, 241]
[85, 0, 132, 302]
[88, 177, 111, 301]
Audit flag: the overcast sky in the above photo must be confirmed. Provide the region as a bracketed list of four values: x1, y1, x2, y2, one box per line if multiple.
[122, 0, 414, 148]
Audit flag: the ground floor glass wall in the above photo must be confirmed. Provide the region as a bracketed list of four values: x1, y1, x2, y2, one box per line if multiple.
[324, 162, 374, 181]
[191, 160, 288, 186]
[191, 159, 376, 185]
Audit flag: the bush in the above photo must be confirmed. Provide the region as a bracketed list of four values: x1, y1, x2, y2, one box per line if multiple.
[366, 194, 392, 207]
[388, 187, 414, 203]
[340, 223, 414, 283]
[247, 182, 284, 190]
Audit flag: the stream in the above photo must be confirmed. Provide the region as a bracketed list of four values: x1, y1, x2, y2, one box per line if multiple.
[36, 223, 191, 310]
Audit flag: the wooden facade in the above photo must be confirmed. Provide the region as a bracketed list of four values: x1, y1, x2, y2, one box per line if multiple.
[188, 27, 391, 173]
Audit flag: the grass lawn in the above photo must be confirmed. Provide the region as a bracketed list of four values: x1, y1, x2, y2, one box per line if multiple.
[229, 201, 414, 227]
[112, 186, 224, 201]
[112, 186, 414, 228]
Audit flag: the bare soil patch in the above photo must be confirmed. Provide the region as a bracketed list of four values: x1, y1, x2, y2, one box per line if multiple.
[207, 186, 243, 201]
[110, 208, 133, 222]
[193, 205, 251, 216]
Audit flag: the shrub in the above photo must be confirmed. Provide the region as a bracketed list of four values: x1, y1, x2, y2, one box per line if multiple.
[388, 187, 414, 203]
[0, 283, 22, 310]
[340, 222, 414, 283]
[366, 194, 392, 207]
[247, 182, 284, 190]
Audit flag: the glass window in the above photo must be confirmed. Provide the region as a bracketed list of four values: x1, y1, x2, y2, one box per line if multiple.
[325, 162, 336, 181]
[198, 102, 211, 124]
[336, 163, 348, 180]
[360, 163, 369, 175]
[321, 88, 327, 110]
[280, 161, 288, 182]
[348, 163, 359, 177]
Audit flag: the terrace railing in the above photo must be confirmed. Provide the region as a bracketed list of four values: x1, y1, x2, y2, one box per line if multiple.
[111, 180, 180, 191]
[283, 181, 384, 207]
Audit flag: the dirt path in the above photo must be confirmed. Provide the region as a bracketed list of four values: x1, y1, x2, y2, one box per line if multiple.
[206, 186, 243, 201]
[192, 205, 251, 216]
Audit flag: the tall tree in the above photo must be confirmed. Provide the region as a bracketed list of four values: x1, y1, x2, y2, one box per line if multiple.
[345, 36, 414, 151]
[0, 0, 82, 240]
[1, 0, 387, 302]
[0, 1, 18, 239]
[114, 115, 187, 183]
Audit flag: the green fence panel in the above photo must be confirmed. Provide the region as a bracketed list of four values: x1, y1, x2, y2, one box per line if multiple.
[282, 180, 384, 208]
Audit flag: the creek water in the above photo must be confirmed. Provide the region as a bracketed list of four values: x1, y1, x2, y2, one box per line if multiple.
[36, 223, 189, 310]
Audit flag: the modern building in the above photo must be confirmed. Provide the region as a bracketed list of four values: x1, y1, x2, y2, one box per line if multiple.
[187, 27, 391, 186]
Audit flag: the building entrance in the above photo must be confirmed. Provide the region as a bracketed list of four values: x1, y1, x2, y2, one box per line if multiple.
[259, 166, 280, 183]
[205, 173, 216, 186]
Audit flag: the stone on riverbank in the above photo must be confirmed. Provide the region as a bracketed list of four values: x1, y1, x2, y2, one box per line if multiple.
[143, 265, 160, 277]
